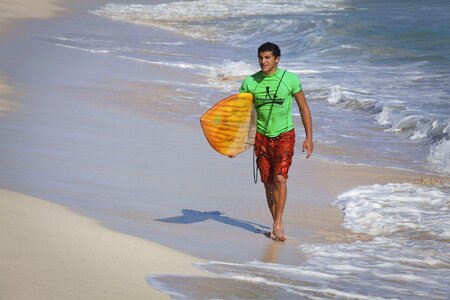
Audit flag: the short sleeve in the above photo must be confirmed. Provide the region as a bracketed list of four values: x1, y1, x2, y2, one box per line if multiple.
[290, 73, 302, 95]
[239, 78, 249, 93]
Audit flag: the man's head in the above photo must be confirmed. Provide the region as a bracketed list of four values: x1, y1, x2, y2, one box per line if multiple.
[258, 42, 281, 57]
[258, 42, 281, 75]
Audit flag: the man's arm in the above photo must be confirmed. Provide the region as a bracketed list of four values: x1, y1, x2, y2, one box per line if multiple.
[294, 91, 313, 158]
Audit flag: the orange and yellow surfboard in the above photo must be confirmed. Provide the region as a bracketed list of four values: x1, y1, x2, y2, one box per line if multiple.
[200, 93, 256, 156]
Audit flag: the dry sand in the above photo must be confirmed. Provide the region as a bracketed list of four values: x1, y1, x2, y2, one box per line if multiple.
[0, 189, 204, 300]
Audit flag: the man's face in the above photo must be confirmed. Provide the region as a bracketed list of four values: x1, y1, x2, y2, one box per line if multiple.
[258, 51, 279, 75]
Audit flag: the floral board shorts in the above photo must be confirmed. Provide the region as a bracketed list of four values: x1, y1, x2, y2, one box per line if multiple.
[254, 129, 295, 184]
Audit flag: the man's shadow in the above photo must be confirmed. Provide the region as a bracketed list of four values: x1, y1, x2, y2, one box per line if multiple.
[156, 209, 271, 236]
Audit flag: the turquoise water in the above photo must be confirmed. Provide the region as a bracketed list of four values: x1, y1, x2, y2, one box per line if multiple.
[86, 0, 450, 175]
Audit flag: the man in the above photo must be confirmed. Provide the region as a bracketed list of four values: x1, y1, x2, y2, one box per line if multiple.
[239, 42, 313, 241]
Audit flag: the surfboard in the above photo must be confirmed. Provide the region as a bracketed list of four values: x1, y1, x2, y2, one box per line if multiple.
[200, 93, 256, 156]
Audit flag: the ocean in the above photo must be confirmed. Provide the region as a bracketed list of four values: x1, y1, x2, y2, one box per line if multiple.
[3, 0, 450, 298]
[76, 0, 450, 176]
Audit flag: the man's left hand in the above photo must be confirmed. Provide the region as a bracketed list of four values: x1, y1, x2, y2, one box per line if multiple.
[302, 139, 313, 159]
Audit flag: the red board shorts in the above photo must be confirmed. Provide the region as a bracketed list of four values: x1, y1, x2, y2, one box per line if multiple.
[254, 129, 295, 184]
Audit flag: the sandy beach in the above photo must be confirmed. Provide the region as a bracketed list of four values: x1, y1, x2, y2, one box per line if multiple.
[1, 0, 449, 298]
[0, 189, 204, 300]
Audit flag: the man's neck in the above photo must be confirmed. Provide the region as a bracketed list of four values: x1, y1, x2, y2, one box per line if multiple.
[262, 67, 278, 76]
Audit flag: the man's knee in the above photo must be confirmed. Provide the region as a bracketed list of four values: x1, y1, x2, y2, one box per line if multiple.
[273, 175, 287, 186]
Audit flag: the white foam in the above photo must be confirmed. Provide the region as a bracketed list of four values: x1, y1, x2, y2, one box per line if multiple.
[91, 0, 344, 41]
[116, 55, 212, 72]
[326, 85, 344, 104]
[53, 43, 111, 54]
[371, 271, 438, 284]
[428, 139, 450, 175]
[323, 80, 449, 176]
[326, 85, 378, 112]
[386, 114, 425, 132]
[210, 59, 254, 80]
[289, 69, 322, 74]
[374, 105, 406, 126]
[300, 235, 450, 298]
[92, 0, 343, 23]
[145, 41, 186, 46]
[374, 101, 449, 143]
[206, 59, 255, 92]
[340, 44, 359, 49]
[333, 183, 450, 237]
[184, 234, 450, 299]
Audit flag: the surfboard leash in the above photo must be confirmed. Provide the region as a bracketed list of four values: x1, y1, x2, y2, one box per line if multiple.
[253, 70, 287, 184]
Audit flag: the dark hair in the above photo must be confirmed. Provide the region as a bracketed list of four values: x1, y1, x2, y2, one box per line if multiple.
[258, 42, 281, 57]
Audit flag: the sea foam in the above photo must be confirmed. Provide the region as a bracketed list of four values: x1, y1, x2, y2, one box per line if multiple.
[428, 139, 450, 175]
[333, 183, 450, 237]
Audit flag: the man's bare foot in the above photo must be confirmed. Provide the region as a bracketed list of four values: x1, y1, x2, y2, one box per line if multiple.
[272, 222, 286, 242]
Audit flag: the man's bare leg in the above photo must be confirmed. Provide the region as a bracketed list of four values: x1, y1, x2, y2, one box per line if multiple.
[272, 175, 287, 241]
[264, 183, 276, 220]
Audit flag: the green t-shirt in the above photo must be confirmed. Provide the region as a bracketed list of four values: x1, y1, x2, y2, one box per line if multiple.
[240, 68, 302, 137]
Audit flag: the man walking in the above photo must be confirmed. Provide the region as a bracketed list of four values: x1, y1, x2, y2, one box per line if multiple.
[239, 42, 313, 241]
